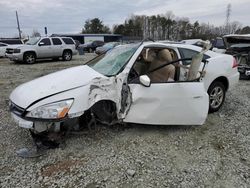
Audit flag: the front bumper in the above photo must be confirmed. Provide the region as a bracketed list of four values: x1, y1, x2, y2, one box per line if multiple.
[6, 53, 23, 61]
[11, 113, 33, 129]
[11, 112, 58, 132]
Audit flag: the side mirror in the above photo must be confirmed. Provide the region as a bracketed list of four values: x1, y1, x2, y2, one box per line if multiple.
[38, 42, 45, 46]
[139, 75, 151, 87]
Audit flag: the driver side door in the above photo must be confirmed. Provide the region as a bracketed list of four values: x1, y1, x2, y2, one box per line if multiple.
[124, 81, 209, 125]
[123, 46, 209, 125]
[37, 38, 53, 58]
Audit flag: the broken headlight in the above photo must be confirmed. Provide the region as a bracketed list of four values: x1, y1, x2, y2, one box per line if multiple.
[26, 99, 73, 119]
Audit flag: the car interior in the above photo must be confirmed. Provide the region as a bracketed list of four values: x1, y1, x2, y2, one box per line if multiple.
[128, 47, 185, 83]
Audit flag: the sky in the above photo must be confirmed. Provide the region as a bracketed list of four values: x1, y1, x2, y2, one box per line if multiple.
[0, 0, 250, 38]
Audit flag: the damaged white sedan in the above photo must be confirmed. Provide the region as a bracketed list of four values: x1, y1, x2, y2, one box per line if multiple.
[9, 41, 239, 156]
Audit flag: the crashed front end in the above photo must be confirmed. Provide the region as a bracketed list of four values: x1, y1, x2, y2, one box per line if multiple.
[10, 99, 75, 133]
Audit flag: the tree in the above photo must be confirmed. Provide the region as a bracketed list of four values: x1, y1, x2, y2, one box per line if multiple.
[31, 29, 41, 37]
[82, 18, 110, 33]
[237, 26, 250, 34]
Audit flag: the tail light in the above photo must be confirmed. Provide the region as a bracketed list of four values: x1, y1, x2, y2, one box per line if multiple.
[232, 57, 238, 68]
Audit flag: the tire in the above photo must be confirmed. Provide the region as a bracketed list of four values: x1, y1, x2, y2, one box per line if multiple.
[62, 50, 72, 61]
[24, 52, 36, 64]
[88, 48, 93, 53]
[207, 81, 226, 113]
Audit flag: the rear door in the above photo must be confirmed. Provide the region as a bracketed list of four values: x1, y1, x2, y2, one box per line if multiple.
[51, 38, 63, 57]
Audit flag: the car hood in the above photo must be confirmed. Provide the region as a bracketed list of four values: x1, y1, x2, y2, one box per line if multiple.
[10, 65, 104, 108]
[6, 44, 24, 49]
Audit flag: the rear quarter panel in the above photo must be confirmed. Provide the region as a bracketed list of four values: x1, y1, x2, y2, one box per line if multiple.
[203, 54, 238, 91]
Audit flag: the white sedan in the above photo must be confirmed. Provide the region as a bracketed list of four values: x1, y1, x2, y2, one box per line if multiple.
[9, 42, 239, 135]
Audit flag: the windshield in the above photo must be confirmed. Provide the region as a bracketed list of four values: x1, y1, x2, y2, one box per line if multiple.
[88, 43, 139, 76]
[26, 37, 41, 45]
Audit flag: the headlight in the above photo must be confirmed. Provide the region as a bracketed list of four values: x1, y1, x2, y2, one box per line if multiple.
[26, 99, 73, 119]
[13, 49, 21, 53]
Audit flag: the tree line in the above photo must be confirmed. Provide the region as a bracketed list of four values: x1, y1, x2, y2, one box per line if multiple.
[80, 11, 250, 41]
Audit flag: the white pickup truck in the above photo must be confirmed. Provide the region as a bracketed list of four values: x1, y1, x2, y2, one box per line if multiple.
[6, 36, 77, 64]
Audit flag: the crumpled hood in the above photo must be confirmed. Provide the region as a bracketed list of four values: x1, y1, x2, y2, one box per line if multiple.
[10, 65, 104, 108]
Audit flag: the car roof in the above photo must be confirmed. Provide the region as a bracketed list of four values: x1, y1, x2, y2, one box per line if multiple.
[141, 42, 220, 57]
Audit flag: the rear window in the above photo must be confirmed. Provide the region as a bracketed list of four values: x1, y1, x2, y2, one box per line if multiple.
[178, 48, 210, 65]
[52, 38, 62, 45]
[62, 38, 74, 45]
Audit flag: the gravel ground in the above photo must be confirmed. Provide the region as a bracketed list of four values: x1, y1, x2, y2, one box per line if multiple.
[0, 55, 249, 188]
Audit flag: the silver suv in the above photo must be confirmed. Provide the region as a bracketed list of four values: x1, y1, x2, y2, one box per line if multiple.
[6, 37, 77, 64]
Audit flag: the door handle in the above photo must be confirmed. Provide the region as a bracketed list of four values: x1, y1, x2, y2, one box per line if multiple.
[193, 96, 202, 99]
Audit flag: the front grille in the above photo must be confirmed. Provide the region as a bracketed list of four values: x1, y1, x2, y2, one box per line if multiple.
[6, 48, 14, 54]
[9, 101, 25, 117]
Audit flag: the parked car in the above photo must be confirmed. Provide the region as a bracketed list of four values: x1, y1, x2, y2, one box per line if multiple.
[79, 40, 104, 53]
[211, 37, 226, 54]
[95, 42, 120, 55]
[223, 34, 250, 79]
[5, 37, 77, 64]
[0, 42, 8, 57]
[9, 41, 239, 153]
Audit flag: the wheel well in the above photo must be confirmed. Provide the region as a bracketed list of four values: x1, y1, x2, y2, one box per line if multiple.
[23, 51, 36, 59]
[90, 100, 117, 123]
[210, 76, 229, 91]
[63, 49, 72, 54]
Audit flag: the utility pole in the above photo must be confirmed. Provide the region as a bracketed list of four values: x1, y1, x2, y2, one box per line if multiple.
[16, 11, 22, 39]
[225, 4, 231, 34]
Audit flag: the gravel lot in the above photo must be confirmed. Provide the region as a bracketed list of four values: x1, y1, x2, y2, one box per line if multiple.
[0, 55, 249, 188]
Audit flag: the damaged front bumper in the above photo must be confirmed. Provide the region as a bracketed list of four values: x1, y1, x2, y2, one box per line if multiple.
[11, 113, 33, 129]
[11, 112, 62, 133]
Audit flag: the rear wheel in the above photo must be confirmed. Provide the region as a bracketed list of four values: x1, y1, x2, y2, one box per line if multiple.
[208, 82, 226, 113]
[24, 52, 36, 64]
[62, 50, 72, 61]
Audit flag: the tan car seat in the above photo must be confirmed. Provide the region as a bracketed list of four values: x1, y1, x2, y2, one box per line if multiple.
[148, 49, 175, 82]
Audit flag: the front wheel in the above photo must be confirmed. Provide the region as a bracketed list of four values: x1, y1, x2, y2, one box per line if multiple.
[62, 50, 72, 61]
[24, 52, 36, 64]
[208, 82, 226, 113]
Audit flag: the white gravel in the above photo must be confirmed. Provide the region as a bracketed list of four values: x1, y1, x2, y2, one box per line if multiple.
[0, 55, 249, 188]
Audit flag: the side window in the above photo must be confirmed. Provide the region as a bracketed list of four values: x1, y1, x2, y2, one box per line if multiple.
[39, 38, 51, 46]
[62, 38, 74, 45]
[178, 48, 210, 65]
[129, 48, 177, 83]
[52, 38, 62, 45]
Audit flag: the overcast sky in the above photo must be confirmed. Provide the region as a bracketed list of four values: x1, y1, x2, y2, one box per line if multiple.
[0, 0, 249, 38]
